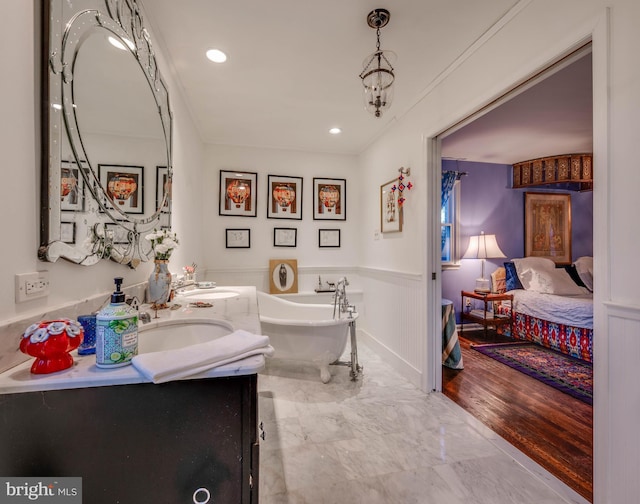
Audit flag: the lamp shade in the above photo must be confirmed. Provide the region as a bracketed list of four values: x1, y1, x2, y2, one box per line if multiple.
[463, 232, 506, 292]
[462, 233, 506, 260]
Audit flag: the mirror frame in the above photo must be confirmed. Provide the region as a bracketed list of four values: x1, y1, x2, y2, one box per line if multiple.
[39, 0, 173, 268]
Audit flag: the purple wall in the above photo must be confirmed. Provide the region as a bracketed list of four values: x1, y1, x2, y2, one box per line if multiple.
[442, 160, 593, 321]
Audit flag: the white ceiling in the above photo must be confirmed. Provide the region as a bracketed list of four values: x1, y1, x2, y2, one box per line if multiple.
[442, 49, 592, 164]
[140, 0, 592, 163]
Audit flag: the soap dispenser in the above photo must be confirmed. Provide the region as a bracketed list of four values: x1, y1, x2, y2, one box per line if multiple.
[96, 277, 139, 368]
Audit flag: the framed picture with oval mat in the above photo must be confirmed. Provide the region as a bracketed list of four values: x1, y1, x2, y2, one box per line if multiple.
[269, 259, 298, 294]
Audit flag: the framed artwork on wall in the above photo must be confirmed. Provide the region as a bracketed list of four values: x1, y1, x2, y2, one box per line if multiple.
[524, 192, 572, 264]
[219, 170, 258, 217]
[60, 160, 85, 212]
[60, 221, 76, 244]
[269, 259, 298, 294]
[156, 166, 171, 213]
[380, 178, 403, 233]
[318, 228, 340, 248]
[98, 164, 144, 214]
[273, 227, 297, 247]
[313, 177, 346, 220]
[105, 222, 131, 245]
[267, 175, 303, 219]
[226, 228, 251, 248]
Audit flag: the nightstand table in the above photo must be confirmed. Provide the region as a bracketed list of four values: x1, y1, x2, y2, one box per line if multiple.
[460, 290, 514, 338]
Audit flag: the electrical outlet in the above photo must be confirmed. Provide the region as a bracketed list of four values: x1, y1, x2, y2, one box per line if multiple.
[15, 272, 50, 303]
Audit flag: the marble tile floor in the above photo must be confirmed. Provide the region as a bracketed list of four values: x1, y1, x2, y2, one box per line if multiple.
[257, 341, 590, 504]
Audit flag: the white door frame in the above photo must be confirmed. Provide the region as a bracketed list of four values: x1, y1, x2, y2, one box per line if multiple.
[424, 11, 609, 501]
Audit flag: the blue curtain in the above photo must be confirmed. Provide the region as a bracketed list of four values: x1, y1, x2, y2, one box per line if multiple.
[441, 171, 461, 208]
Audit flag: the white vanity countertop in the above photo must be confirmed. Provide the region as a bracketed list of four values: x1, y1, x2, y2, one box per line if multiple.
[0, 286, 264, 395]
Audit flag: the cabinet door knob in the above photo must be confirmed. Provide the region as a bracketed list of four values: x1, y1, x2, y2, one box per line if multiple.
[260, 430, 266, 441]
[192, 487, 211, 503]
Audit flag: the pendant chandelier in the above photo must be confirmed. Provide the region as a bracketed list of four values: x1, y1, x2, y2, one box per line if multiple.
[359, 9, 395, 118]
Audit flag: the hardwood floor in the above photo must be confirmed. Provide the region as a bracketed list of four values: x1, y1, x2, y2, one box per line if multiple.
[443, 330, 593, 502]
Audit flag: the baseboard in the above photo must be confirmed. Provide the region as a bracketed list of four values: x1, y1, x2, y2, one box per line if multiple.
[358, 330, 423, 389]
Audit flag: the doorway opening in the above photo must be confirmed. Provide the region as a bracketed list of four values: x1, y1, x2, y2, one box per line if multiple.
[435, 44, 594, 502]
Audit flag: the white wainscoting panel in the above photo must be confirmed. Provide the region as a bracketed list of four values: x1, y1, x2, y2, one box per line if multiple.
[358, 268, 426, 389]
[204, 266, 361, 295]
[604, 302, 640, 504]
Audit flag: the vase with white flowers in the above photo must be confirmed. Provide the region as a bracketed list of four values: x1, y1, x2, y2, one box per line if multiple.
[146, 229, 179, 309]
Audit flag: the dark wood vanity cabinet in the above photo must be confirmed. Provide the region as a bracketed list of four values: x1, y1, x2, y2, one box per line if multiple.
[0, 375, 259, 503]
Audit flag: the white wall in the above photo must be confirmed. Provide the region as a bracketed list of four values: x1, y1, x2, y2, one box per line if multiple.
[0, 0, 203, 323]
[356, 1, 640, 502]
[201, 144, 359, 290]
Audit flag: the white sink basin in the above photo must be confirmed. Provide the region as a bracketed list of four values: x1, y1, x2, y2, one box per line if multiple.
[179, 288, 240, 301]
[138, 319, 233, 353]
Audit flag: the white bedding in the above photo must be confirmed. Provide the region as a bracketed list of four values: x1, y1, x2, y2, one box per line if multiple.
[507, 289, 593, 330]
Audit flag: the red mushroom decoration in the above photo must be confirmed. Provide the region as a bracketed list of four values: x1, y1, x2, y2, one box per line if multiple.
[20, 319, 83, 374]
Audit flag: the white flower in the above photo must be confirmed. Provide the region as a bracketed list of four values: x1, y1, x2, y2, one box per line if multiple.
[146, 228, 179, 260]
[155, 243, 171, 254]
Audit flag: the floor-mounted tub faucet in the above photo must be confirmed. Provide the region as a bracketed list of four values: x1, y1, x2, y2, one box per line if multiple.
[333, 277, 354, 318]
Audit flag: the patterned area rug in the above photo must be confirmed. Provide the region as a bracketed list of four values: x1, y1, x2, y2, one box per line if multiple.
[471, 342, 593, 405]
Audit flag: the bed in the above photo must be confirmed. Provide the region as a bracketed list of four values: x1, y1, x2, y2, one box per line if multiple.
[491, 256, 593, 363]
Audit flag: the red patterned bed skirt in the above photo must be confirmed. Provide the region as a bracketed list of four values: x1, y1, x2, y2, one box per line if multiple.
[496, 305, 593, 363]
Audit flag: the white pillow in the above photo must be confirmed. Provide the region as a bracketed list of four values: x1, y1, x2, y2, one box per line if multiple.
[527, 268, 589, 295]
[512, 257, 557, 290]
[512, 257, 556, 272]
[574, 256, 594, 292]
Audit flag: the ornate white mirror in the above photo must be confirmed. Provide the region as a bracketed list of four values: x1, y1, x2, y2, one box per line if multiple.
[40, 0, 173, 267]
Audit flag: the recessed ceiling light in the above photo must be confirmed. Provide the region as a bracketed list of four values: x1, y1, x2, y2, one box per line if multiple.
[206, 49, 227, 63]
[329, 127, 342, 135]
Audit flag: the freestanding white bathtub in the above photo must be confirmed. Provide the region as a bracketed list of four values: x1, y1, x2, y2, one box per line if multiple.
[256, 291, 359, 383]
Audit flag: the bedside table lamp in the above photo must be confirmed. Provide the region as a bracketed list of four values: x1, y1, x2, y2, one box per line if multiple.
[463, 232, 506, 293]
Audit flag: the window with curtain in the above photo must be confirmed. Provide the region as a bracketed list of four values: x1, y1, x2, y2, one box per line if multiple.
[441, 171, 462, 267]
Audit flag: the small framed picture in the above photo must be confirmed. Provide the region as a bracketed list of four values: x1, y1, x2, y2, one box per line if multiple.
[156, 166, 171, 213]
[267, 175, 303, 219]
[380, 178, 403, 233]
[226, 228, 251, 248]
[60, 160, 85, 212]
[60, 221, 76, 244]
[99, 164, 144, 214]
[269, 259, 298, 294]
[156, 209, 171, 230]
[313, 177, 346, 220]
[274, 227, 297, 247]
[219, 170, 258, 217]
[105, 222, 131, 245]
[319, 228, 340, 248]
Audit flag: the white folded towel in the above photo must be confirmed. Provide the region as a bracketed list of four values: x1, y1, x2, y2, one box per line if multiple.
[132, 329, 274, 384]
